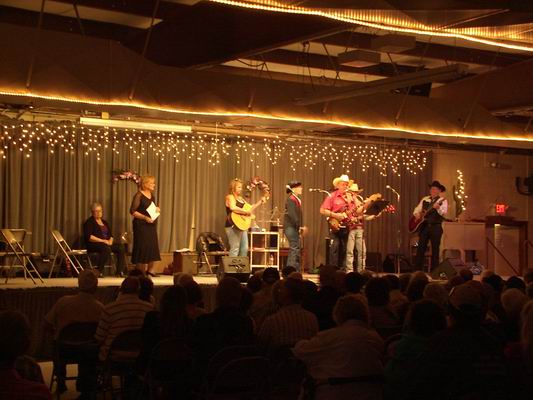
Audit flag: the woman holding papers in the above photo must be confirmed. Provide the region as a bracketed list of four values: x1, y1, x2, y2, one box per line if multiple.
[130, 174, 161, 276]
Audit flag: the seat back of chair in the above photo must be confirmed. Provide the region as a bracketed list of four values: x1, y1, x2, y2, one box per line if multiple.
[147, 338, 193, 382]
[57, 322, 98, 344]
[211, 356, 270, 395]
[206, 345, 262, 384]
[108, 329, 142, 362]
[1, 229, 17, 245]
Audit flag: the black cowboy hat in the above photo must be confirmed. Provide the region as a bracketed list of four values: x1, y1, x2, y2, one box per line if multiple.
[429, 180, 446, 192]
[286, 180, 302, 194]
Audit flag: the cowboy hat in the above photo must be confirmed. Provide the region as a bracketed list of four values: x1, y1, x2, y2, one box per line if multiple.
[429, 180, 446, 192]
[332, 174, 350, 188]
[348, 180, 364, 193]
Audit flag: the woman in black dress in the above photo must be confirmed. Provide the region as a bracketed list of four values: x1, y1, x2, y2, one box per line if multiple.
[130, 174, 161, 276]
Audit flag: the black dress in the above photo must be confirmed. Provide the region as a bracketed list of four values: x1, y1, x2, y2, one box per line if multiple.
[130, 191, 161, 264]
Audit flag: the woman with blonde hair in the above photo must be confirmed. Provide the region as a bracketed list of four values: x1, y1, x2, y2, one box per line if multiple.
[225, 178, 267, 256]
[130, 174, 161, 276]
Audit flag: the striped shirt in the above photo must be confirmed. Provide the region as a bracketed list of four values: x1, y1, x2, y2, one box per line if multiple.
[258, 304, 318, 349]
[95, 293, 154, 360]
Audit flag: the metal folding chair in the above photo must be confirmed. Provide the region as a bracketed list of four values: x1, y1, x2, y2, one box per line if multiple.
[49, 229, 91, 277]
[0, 229, 44, 284]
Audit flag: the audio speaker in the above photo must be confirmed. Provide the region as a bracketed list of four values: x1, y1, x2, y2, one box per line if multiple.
[218, 256, 251, 282]
[173, 251, 198, 275]
[431, 258, 465, 280]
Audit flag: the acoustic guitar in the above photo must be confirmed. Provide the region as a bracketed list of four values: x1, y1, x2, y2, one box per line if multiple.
[231, 195, 268, 231]
[327, 193, 382, 232]
[408, 197, 445, 233]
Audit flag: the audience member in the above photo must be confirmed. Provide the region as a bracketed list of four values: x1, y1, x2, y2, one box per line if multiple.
[294, 295, 384, 400]
[137, 285, 192, 372]
[45, 269, 103, 338]
[173, 272, 194, 286]
[313, 265, 340, 330]
[249, 267, 280, 329]
[258, 278, 318, 350]
[398, 273, 412, 294]
[190, 277, 255, 373]
[95, 277, 154, 361]
[505, 276, 526, 293]
[281, 266, 297, 279]
[365, 277, 400, 337]
[246, 273, 263, 293]
[239, 287, 254, 315]
[385, 299, 447, 400]
[45, 269, 103, 395]
[523, 268, 533, 285]
[407, 282, 508, 399]
[344, 272, 365, 294]
[422, 282, 448, 310]
[445, 274, 465, 291]
[501, 288, 528, 342]
[139, 275, 155, 304]
[0, 311, 51, 400]
[288, 271, 303, 280]
[405, 272, 429, 303]
[527, 282, 533, 300]
[458, 267, 473, 282]
[183, 280, 205, 320]
[334, 270, 347, 295]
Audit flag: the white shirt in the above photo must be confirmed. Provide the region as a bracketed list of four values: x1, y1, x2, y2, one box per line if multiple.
[413, 196, 448, 217]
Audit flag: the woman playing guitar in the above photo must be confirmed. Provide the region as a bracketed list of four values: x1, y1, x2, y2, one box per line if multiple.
[225, 178, 267, 257]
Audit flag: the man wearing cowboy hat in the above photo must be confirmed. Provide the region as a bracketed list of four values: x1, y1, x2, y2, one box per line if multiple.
[345, 181, 370, 272]
[284, 180, 306, 272]
[320, 174, 353, 267]
[413, 180, 448, 271]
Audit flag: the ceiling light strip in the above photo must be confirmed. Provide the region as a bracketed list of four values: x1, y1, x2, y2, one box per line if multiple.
[209, 0, 533, 52]
[0, 88, 532, 143]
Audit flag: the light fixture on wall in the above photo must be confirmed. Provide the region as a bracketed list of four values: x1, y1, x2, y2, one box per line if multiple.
[79, 117, 192, 133]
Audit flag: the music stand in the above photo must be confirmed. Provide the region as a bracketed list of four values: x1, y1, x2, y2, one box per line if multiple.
[365, 200, 390, 216]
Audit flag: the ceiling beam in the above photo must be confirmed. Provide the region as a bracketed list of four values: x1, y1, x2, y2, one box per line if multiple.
[129, 2, 350, 68]
[245, 48, 423, 78]
[315, 31, 529, 67]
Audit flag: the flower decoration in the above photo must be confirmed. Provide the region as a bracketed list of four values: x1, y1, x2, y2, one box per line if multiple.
[112, 169, 141, 186]
[244, 176, 271, 198]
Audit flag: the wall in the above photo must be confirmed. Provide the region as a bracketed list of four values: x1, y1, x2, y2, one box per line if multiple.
[432, 149, 533, 272]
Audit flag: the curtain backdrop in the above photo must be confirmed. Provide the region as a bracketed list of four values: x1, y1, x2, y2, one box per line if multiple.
[0, 130, 432, 269]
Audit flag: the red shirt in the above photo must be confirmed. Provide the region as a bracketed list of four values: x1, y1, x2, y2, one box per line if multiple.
[320, 190, 353, 213]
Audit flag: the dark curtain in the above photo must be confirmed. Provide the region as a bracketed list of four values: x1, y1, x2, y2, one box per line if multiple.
[0, 130, 432, 269]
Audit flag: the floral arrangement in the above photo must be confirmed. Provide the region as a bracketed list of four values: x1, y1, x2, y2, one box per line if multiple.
[245, 176, 271, 198]
[112, 169, 141, 186]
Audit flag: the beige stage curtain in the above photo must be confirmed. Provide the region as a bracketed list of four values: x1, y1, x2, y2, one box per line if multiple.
[0, 135, 432, 269]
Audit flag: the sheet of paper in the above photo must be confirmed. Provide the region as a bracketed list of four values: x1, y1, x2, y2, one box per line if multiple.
[146, 201, 160, 221]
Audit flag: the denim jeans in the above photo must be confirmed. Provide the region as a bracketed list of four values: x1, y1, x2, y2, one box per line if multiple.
[328, 228, 349, 268]
[225, 226, 248, 256]
[346, 228, 366, 272]
[284, 225, 300, 271]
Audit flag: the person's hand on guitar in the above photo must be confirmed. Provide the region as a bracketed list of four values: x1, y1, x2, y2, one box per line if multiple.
[433, 202, 442, 210]
[332, 211, 347, 220]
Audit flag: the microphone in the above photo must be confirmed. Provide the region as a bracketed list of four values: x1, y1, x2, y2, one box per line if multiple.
[308, 188, 321, 192]
[386, 185, 400, 199]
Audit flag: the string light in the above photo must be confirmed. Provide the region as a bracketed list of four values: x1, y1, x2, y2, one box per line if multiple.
[453, 169, 467, 217]
[210, 0, 533, 52]
[0, 121, 427, 175]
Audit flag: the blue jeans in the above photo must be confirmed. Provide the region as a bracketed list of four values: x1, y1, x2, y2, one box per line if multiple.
[284, 225, 300, 271]
[225, 226, 248, 256]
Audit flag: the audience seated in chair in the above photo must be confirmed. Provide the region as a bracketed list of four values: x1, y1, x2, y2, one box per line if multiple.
[137, 285, 193, 374]
[311, 265, 341, 331]
[258, 277, 318, 350]
[190, 277, 255, 376]
[45, 269, 103, 396]
[95, 277, 154, 361]
[384, 299, 447, 400]
[0, 310, 51, 400]
[365, 277, 401, 338]
[293, 295, 384, 400]
[249, 267, 281, 329]
[407, 281, 509, 400]
[83, 202, 127, 276]
[182, 279, 206, 320]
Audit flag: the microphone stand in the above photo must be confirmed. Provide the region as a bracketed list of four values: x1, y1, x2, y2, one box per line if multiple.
[387, 186, 401, 274]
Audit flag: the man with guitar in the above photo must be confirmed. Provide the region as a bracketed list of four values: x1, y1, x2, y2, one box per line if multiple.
[412, 180, 448, 272]
[225, 178, 268, 257]
[320, 174, 353, 268]
[345, 182, 382, 272]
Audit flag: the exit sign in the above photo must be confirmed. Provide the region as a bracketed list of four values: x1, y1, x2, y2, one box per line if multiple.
[495, 203, 507, 214]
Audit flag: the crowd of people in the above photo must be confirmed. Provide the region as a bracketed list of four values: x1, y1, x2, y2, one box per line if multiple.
[1, 266, 533, 399]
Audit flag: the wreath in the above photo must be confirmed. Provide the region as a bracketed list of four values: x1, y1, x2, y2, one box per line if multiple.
[112, 169, 141, 186]
[244, 176, 271, 198]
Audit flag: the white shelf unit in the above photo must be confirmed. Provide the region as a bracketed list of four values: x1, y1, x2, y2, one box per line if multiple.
[249, 231, 280, 269]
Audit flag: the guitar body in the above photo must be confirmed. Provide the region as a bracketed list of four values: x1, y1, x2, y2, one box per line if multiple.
[327, 217, 343, 232]
[231, 203, 254, 231]
[408, 215, 424, 233]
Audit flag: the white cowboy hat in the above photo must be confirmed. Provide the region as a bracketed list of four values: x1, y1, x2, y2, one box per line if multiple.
[332, 174, 350, 188]
[348, 180, 364, 193]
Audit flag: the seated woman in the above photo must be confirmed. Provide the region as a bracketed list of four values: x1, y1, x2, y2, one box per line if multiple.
[83, 202, 127, 276]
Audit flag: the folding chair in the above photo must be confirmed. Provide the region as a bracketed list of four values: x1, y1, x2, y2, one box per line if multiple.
[0, 229, 44, 284]
[49, 229, 91, 277]
[196, 232, 228, 274]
